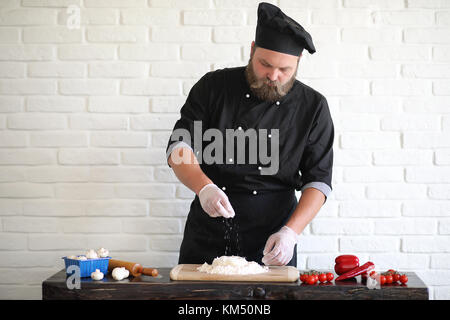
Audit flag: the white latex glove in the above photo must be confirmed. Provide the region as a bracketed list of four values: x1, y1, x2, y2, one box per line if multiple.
[262, 226, 298, 266]
[198, 184, 235, 218]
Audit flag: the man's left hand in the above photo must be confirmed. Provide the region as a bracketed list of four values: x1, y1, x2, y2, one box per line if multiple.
[262, 226, 298, 266]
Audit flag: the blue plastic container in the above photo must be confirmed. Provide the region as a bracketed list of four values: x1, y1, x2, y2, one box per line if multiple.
[63, 256, 111, 278]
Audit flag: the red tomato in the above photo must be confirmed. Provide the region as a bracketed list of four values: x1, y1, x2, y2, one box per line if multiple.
[393, 273, 400, 282]
[370, 271, 377, 279]
[385, 274, 393, 284]
[387, 269, 396, 274]
[380, 275, 386, 285]
[312, 274, 319, 284]
[318, 273, 327, 283]
[300, 274, 308, 283]
[307, 275, 316, 285]
[400, 274, 408, 284]
[326, 272, 334, 282]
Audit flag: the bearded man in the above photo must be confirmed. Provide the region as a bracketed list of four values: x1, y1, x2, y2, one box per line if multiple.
[165, 2, 334, 267]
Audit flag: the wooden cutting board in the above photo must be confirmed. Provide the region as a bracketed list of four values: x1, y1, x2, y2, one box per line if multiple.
[170, 264, 299, 282]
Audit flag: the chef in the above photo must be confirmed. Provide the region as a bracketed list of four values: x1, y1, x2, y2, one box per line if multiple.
[165, 2, 334, 267]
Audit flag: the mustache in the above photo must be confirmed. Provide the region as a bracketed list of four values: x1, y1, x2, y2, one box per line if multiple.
[249, 78, 289, 96]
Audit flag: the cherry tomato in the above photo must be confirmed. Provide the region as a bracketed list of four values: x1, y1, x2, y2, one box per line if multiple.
[318, 273, 327, 283]
[307, 275, 316, 285]
[300, 274, 308, 283]
[312, 274, 319, 284]
[305, 273, 311, 282]
[387, 269, 396, 274]
[400, 274, 408, 284]
[385, 274, 393, 284]
[393, 273, 400, 282]
[326, 272, 334, 282]
[370, 271, 377, 279]
[380, 275, 386, 285]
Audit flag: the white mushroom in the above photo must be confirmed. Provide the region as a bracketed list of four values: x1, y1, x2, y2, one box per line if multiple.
[112, 267, 129, 281]
[91, 269, 104, 281]
[85, 249, 98, 259]
[97, 247, 109, 258]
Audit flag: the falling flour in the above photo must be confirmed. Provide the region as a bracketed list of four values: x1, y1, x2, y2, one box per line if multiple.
[223, 217, 241, 256]
[197, 256, 269, 275]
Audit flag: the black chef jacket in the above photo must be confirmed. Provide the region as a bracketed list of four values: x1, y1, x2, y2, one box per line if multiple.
[165, 66, 334, 266]
[166, 66, 334, 196]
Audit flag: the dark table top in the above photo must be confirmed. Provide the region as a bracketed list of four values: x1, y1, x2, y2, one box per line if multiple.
[42, 268, 429, 300]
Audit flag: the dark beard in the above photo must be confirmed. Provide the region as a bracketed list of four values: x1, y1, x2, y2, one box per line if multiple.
[244, 57, 297, 103]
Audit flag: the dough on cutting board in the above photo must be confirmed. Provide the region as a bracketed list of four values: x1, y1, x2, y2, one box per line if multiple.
[197, 256, 269, 275]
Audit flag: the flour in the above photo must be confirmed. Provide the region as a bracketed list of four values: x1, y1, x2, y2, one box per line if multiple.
[197, 256, 269, 275]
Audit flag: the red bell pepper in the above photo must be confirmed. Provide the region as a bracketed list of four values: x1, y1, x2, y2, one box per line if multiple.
[334, 261, 359, 275]
[334, 255, 360, 275]
[335, 262, 375, 281]
[335, 255, 359, 265]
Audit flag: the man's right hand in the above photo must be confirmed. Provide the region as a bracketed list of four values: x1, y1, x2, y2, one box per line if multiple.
[198, 184, 235, 219]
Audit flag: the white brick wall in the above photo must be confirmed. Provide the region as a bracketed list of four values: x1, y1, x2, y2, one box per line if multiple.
[0, 0, 448, 300]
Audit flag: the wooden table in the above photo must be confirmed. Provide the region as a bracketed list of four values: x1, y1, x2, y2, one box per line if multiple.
[42, 268, 428, 300]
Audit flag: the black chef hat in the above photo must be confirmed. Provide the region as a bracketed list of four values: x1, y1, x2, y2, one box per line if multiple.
[255, 2, 316, 56]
